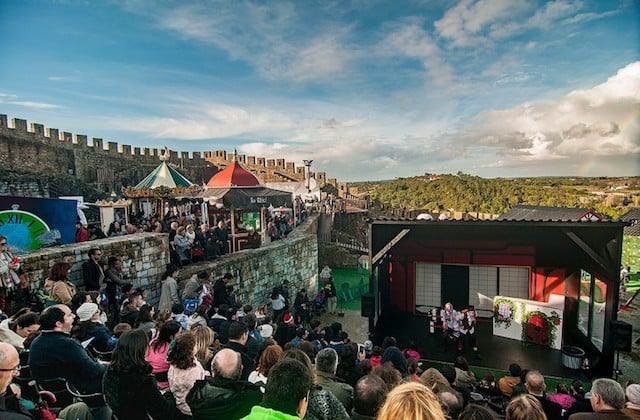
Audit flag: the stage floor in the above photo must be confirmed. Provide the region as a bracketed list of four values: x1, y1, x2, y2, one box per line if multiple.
[373, 313, 589, 380]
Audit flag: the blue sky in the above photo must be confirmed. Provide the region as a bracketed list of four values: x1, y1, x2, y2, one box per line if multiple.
[0, 0, 638, 182]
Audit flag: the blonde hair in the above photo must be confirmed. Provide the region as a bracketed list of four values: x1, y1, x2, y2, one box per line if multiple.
[505, 394, 546, 420]
[377, 381, 446, 420]
[192, 325, 214, 367]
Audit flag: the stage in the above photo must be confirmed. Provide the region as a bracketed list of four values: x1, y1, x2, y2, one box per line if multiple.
[373, 312, 590, 380]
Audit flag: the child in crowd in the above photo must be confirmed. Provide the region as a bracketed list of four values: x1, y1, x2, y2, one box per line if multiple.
[171, 303, 188, 331]
[548, 383, 576, 410]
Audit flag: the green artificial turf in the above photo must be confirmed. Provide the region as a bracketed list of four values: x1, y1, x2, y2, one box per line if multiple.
[318, 267, 368, 310]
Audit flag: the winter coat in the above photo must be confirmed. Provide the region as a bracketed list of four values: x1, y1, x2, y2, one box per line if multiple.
[159, 276, 180, 314]
[186, 376, 263, 420]
[102, 365, 175, 420]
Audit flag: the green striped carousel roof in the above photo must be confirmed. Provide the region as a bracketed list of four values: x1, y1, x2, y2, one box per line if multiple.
[134, 161, 193, 189]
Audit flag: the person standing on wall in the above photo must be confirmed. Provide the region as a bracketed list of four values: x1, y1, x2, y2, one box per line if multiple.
[82, 248, 104, 292]
[105, 256, 128, 324]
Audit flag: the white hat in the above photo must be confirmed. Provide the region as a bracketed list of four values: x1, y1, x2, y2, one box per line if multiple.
[258, 324, 273, 338]
[77, 302, 99, 322]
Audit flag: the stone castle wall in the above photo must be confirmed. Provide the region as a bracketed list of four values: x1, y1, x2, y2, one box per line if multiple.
[0, 115, 334, 195]
[16, 215, 319, 309]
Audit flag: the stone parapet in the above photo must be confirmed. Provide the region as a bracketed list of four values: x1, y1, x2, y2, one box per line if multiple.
[14, 215, 319, 310]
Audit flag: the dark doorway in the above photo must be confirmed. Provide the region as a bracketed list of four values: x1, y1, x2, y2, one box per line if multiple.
[441, 265, 469, 308]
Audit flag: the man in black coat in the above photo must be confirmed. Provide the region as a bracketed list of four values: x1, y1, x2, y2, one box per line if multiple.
[81, 248, 104, 291]
[213, 272, 233, 306]
[525, 370, 563, 420]
[0, 342, 33, 420]
[223, 322, 255, 382]
[29, 305, 106, 396]
[186, 348, 262, 420]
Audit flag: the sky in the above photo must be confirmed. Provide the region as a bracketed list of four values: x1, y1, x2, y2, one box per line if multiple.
[0, 0, 638, 182]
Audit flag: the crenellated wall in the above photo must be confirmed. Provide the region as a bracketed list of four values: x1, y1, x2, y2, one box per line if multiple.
[0, 114, 340, 196]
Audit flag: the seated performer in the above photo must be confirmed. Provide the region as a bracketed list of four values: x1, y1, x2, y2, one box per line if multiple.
[441, 302, 461, 353]
[458, 305, 481, 359]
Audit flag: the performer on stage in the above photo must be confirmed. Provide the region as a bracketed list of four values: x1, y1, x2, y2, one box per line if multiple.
[458, 305, 481, 359]
[441, 302, 462, 353]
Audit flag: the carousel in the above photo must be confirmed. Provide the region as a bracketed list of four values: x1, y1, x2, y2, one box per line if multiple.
[121, 151, 202, 222]
[200, 156, 293, 252]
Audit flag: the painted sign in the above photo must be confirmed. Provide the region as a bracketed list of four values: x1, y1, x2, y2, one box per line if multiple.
[0, 196, 77, 253]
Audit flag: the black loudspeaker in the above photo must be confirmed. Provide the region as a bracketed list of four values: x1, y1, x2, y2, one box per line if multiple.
[611, 320, 632, 352]
[361, 293, 375, 317]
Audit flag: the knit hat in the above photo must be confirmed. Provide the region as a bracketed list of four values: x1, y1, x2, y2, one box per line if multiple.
[258, 324, 273, 338]
[381, 346, 407, 375]
[627, 384, 640, 404]
[364, 340, 373, 352]
[77, 302, 99, 322]
[283, 313, 294, 325]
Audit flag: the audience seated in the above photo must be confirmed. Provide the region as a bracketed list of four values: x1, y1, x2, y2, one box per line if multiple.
[548, 382, 576, 411]
[0, 311, 39, 350]
[377, 381, 447, 420]
[498, 363, 522, 398]
[315, 347, 354, 413]
[510, 368, 529, 399]
[192, 325, 216, 371]
[145, 320, 181, 390]
[73, 302, 117, 352]
[168, 331, 209, 418]
[506, 394, 547, 420]
[280, 348, 350, 420]
[242, 358, 314, 419]
[375, 362, 403, 391]
[623, 383, 640, 419]
[568, 378, 628, 419]
[459, 404, 498, 420]
[29, 305, 105, 396]
[102, 329, 176, 420]
[351, 374, 389, 420]
[0, 342, 33, 419]
[248, 344, 283, 391]
[454, 356, 477, 390]
[223, 321, 256, 381]
[565, 379, 594, 417]
[524, 370, 562, 420]
[119, 290, 143, 327]
[381, 346, 408, 379]
[187, 348, 262, 419]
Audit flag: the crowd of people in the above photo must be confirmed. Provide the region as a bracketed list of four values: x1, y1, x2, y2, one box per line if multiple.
[2, 231, 640, 419]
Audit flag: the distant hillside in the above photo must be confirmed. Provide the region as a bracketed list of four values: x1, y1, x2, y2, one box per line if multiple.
[350, 174, 640, 219]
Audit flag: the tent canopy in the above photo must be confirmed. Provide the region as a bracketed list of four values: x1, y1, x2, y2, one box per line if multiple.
[207, 161, 261, 187]
[134, 161, 193, 189]
[201, 187, 292, 210]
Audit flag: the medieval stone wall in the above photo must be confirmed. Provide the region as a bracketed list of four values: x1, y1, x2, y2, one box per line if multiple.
[16, 215, 319, 309]
[0, 115, 338, 196]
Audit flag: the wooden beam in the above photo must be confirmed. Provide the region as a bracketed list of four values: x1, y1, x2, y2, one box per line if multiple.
[372, 228, 410, 265]
[563, 229, 610, 275]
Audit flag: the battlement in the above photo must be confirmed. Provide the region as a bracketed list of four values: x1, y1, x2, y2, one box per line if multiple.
[0, 115, 212, 163]
[1, 114, 348, 196]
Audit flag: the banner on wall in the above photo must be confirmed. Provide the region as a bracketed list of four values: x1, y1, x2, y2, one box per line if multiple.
[0, 196, 77, 253]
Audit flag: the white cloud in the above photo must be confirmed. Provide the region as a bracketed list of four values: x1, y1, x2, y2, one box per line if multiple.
[381, 21, 455, 86]
[136, 1, 354, 84]
[436, 0, 617, 48]
[0, 93, 62, 110]
[109, 101, 293, 139]
[449, 61, 640, 163]
[435, 0, 529, 47]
